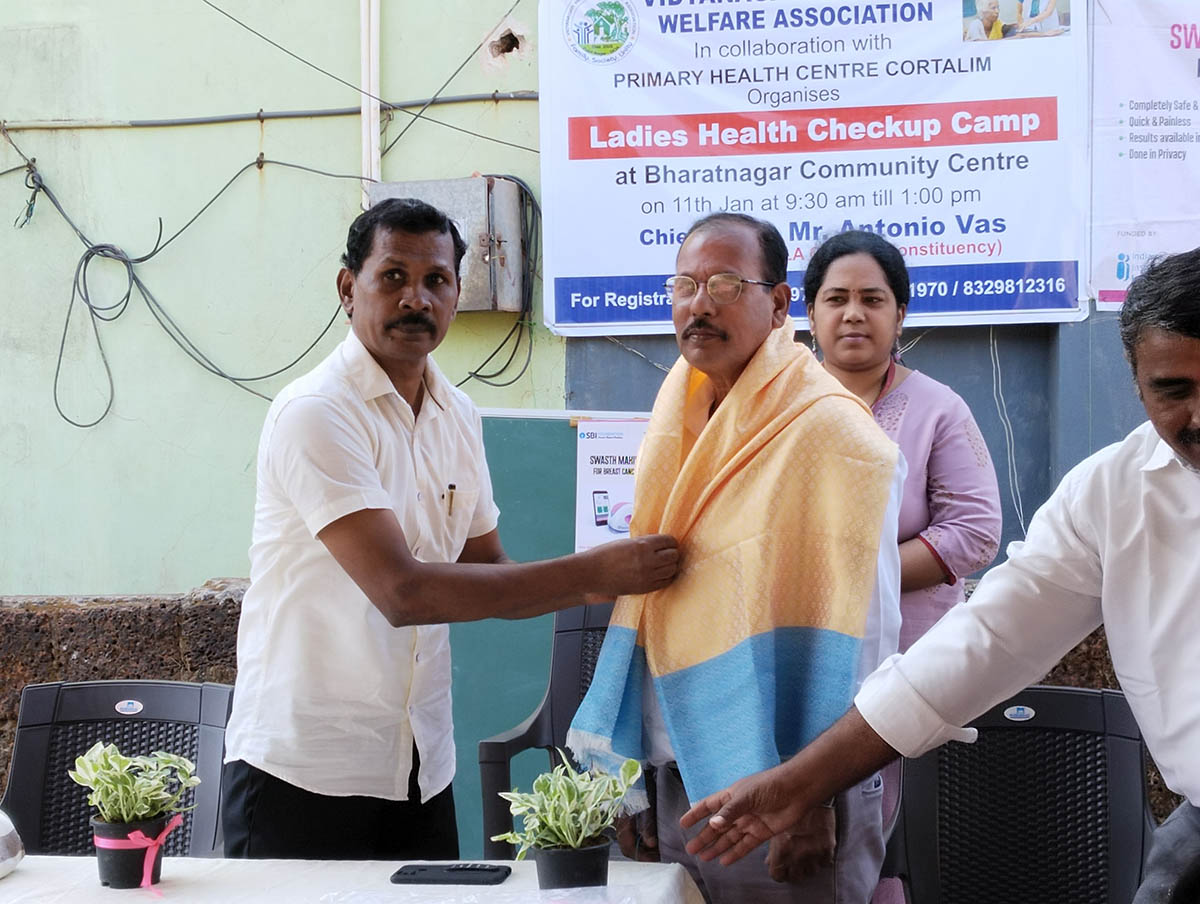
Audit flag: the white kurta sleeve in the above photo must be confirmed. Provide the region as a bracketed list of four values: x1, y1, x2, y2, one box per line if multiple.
[855, 461, 1105, 757]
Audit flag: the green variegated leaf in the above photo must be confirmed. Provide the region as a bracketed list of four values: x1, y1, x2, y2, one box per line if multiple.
[65, 741, 202, 823]
[620, 758, 642, 786]
[491, 754, 643, 852]
[561, 778, 578, 807]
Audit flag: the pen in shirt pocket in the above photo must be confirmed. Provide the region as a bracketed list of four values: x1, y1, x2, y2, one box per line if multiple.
[446, 483, 456, 516]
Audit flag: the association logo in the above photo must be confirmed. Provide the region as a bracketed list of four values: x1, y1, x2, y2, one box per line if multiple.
[563, 0, 638, 64]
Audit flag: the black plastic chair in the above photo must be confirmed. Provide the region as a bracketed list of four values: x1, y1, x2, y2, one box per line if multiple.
[479, 602, 613, 859]
[0, 680, 234, 856]
[883, 685, 1155, 904]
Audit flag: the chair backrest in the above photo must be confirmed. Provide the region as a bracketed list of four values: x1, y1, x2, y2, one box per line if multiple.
[0, 680, 234, 857]
[479, 602, 612, 858]
[543, 602, 614, 751]
[884, 685, 1155, 904]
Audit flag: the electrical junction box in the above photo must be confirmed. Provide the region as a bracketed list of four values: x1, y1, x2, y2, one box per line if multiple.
[367, 176, 523, 312]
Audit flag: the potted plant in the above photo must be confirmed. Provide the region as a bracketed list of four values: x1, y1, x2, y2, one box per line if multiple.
[491, 753, 641, 890]
[68, 741, 200, 889]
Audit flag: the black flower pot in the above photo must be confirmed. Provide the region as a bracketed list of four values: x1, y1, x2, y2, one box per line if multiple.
[534, 838, 611, 889]
[91, 815, 171, 889]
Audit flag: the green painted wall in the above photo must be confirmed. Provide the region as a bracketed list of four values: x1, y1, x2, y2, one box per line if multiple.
[1, 0, 563, 596]
[452, 414, 582, 858]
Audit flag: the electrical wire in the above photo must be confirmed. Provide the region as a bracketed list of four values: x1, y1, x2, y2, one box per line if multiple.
[380, 0, 523, 159]
[42, 168, 346, 424]
[8, 150, 543, 413]
[14, 170, 39, 228]
[989, 326, 1028, 536]
[604, 337, 672, 375]
[198, 0, 537, 154]
[155, 157, 374, 258]
[1, 123, 34, 165]
[5, 129, 361, 427]
[897, 326, 936, 358]
[456, 174, 540, 388]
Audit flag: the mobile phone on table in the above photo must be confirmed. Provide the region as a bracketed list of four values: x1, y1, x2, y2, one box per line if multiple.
[390, 863, 511, 885]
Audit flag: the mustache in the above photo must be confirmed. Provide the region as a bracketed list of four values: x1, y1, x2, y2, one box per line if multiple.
[682, 318, 728, 341]
[1178, 427, 1200, 445]
[386, 312, 437, 334]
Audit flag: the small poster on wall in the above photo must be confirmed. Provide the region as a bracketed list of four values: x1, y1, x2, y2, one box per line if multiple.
[1091, 0, 1200, 310]
[575, 419, 649, 553]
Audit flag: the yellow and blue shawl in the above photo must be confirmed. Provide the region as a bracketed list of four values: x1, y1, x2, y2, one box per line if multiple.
[567, 320, 898, 806]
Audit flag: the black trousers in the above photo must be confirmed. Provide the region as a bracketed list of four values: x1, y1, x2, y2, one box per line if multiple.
[221, 744, 458, 860]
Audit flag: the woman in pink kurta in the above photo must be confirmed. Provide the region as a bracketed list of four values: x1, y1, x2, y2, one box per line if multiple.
[804, 230, 1002, 904]
[872, 370, 1002, 650]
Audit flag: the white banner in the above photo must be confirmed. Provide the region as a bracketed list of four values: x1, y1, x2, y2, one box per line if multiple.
[1091, 1, 1200, 311]
[574, 419, 648, 552]
[539, 0, 1089, 336]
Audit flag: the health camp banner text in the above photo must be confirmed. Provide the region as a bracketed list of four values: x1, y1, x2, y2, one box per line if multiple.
[539, 0, 1089, 336]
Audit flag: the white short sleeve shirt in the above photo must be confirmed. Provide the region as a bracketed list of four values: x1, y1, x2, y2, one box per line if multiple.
[856, 421, 1200, 806]
[224, 330, 499, 801]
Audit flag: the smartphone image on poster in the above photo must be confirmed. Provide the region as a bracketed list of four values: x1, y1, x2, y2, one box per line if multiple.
[592, 490, 610, 526]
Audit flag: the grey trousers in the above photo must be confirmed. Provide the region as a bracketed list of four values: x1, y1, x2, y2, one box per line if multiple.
[655, 764, 885, 904]
[1133, 802, 1200, 904]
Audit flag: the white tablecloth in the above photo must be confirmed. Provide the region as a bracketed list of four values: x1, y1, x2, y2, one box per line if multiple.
[2, 856, 706, 903]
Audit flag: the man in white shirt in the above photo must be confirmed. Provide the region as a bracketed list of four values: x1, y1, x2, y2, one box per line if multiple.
[222, 198, 679, 860]
[678, 247, 1200, 903]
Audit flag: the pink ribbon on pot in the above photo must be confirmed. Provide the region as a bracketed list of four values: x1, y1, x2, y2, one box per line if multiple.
[93, 813, 183, 890]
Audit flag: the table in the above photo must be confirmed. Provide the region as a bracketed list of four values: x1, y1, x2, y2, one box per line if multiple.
[2, 855, 706, 903]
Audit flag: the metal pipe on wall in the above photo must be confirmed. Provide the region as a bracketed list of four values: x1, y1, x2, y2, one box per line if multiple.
[0, 93, 538, 132]
[360, 0, 381, 209]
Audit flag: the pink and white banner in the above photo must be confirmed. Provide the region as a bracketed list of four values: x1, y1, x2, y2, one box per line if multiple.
[1091, 1, 1200, 310]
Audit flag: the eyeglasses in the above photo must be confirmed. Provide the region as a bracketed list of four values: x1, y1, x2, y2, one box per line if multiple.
[664, 273, 777, 305]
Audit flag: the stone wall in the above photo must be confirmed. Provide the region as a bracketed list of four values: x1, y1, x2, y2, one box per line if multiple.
[0, 579, 244, 796]
[0, 581, 1182, 821]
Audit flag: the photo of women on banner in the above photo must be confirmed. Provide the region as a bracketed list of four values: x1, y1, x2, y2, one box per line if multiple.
[962, 0, 1070, 41]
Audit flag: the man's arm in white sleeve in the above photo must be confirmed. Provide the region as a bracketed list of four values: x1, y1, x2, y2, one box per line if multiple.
[680, 461, 1110, 867]
[855, 463, 1105, 757]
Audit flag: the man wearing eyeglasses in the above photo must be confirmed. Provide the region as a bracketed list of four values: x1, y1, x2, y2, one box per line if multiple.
[568, 212, 904, 903]
[680, 249, 1200, 904]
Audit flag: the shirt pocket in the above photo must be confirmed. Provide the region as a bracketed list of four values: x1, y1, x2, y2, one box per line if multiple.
[441, 483, 481, 559]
